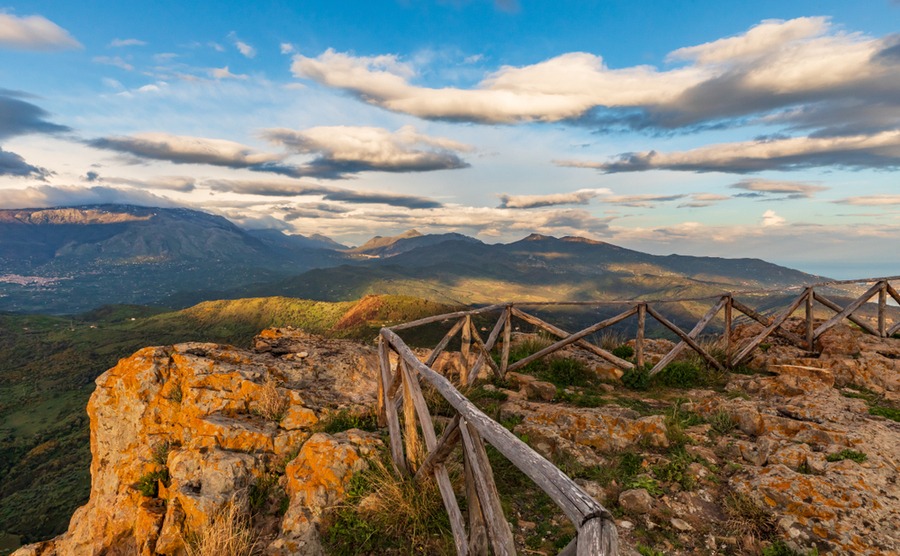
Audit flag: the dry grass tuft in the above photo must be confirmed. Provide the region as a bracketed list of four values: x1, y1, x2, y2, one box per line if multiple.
[256, 375, 288, 421]
[324, 455, 455, 555]
[185, 500, 258, 556]
[724, 491, 776, 541]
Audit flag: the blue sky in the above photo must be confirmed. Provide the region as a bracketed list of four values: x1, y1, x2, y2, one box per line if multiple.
[0, 0, 899, 277]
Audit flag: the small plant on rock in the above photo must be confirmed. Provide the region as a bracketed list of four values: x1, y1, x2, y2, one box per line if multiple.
[136, 469, 170, 497]
[611, 345, 634, 359]
[825, 449, 867, 463]
[710, 409, 736, 436]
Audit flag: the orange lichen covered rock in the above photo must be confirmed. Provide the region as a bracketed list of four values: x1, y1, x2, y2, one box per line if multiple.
[13, 329, 380, 556]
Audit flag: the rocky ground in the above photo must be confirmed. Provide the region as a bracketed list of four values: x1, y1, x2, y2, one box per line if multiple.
[13, 321, 900, 555]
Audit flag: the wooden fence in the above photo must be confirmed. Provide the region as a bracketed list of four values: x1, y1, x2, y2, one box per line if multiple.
[375, 276, 899, 555]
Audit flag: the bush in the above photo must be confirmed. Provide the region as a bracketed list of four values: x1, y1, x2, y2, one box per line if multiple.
[621, 366, 650, 390]
[535, 357, 594, 387]
[611, 345, 634, 359]
[655, 361, 705, 388]
[825, 449, 867, 463]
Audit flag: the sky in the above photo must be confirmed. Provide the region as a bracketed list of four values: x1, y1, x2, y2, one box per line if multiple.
[0, 0, 899, 277]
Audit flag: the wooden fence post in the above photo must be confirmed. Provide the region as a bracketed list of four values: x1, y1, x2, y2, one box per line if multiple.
[635, 303, 646, 370]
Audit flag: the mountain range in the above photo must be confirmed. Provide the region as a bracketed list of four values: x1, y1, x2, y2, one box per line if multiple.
[0, 204, 823, 314]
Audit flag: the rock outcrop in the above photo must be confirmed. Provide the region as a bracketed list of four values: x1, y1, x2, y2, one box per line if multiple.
[14, 328, 382, 556]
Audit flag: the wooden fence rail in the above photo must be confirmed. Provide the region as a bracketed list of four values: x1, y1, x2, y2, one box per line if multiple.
[376, 276, 899, 555]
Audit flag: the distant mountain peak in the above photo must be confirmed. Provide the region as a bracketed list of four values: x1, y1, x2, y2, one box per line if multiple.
[522, 233, 556, 241]
[561, 235, 607, 246]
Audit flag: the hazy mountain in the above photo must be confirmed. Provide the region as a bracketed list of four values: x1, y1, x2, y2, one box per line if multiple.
[246, 233, 821, 303]
[0, 205, 342, 313]
[0, 205, 825, 315]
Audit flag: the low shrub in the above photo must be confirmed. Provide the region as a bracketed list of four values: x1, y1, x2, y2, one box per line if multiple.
[611, 345, 634, 359]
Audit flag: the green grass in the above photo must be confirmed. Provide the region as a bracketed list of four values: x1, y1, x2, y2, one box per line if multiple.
[825, 449, 867, 463]
[314, 409, 379, 434]
[869, 406, 900, 422]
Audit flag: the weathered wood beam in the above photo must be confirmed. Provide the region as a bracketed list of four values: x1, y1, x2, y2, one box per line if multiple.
[378, 338, 407, 475]
[460, 315, 472, 386]
[426, 317, 467, 367]
[507, 307, 639, 374]
[806, 289, 815, 349]
[648, 296, 727, 376]
[464, 448, 489, 555]
[500, 307, 512, 375]
[400, 359, 423, 470]
[724, 295, 733, 357]
[382, 328, 615, 530]
[467, 317, 503, 382]
[472, 309, 510, 379]
[510, 307, 634, 371]
[730, 298, 807, 347]
[415, 415, 461, 482]
[878, 284, 887, 337]
[645, 305, 724, 372]
[812, 292, 879, 337]
[813, 281, 884, 339]
[399, 362, 468, 554]
[459, 419, 516, 556]
[576, 517, 618, 556]
[389, 304, 505, 331]
[635, 304, 646, 371]
[732, 289, 810, 365]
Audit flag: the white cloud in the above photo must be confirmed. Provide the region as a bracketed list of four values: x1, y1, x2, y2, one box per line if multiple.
[280, 42, 295, 54]
[761, 209, 786, 227]
[559, 130, 900, 173]
[834, 194, 900, 206]
[0, 185, 176, 208]
[92, 56, 134, 71]
[498, 188, 611, 209]
[109, 38, 146, 47]
[228, 32, 256, 58]
[289, 18, 898, 129]
[730, 179, 828, 198]
[261, 124, 472, 177]
[667, 17, 829, 64]
[209, 66, 248, 80]
[88, 132, 281, 168]
[0, 13, 81, 51]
